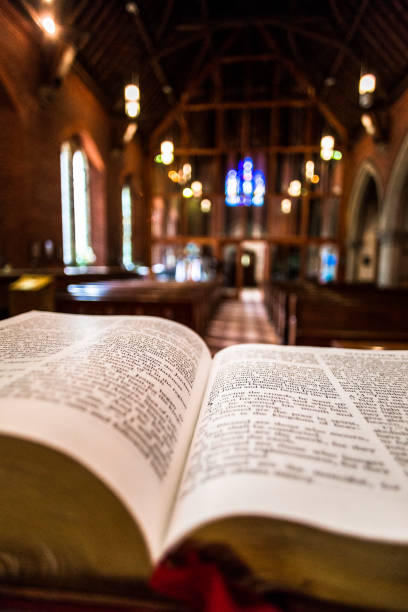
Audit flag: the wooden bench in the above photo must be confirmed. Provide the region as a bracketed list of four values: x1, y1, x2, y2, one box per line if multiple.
[0, 267, 141, 318]
[56, 279, 222, 337]
[265, 282, 408, 346]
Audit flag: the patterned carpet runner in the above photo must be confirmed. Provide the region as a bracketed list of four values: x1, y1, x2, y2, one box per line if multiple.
[205, 288, 280, 355]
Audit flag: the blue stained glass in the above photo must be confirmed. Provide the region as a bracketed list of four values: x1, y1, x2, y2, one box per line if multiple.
[252, 169, 266, 206]
[225, 169, 240, 206]
[225, 157, 265, 206]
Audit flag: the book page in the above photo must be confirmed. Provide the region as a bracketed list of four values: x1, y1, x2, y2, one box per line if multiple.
[0, 311, 211, 561]
[165, 344, 408, 551]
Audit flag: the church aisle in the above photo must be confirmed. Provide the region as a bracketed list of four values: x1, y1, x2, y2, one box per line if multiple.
[205, 288, 280, 355]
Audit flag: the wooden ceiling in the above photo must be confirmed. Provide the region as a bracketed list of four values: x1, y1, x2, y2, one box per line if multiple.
[14, 0, 408, 144]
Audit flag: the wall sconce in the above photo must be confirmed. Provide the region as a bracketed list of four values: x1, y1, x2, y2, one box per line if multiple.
[361, 113, 376, 136]
[124, 82, 140, 118]
[360, 110, 389, 143]
[359, 71, 376, 109]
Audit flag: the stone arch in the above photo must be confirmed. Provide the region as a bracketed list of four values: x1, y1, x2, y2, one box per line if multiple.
[345, 160, 383, 282]
[377, 130, 408, 286]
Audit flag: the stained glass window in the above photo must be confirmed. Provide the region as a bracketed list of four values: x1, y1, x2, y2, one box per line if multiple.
[225, 157, 265, 206]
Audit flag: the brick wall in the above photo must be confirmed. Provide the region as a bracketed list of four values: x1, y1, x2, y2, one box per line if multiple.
[0, 2, 146, 268]
[343, 88, 408, 205]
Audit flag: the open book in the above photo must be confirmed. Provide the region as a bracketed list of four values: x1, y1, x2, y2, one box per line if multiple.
[1, 310, 408, 610]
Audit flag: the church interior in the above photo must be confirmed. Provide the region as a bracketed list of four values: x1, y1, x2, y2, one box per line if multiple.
[1, 0, 408, 349]
[1, 0, 408, 610]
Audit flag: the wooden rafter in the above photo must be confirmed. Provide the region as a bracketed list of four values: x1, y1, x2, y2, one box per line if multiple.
[127, 4, 176, 107]
[329, 0, 347, 30]
[183, 99, 313, 111]
[155, 0, 174, 41]
[155, 31, 206, 61]
[220, 53, 276, 64]
[148, 27, 242, 148]
[172, 145, 321, 156]
[326, 0, 369, 81]
[258, 24, 348, 144]
[175, 16, 359, 61]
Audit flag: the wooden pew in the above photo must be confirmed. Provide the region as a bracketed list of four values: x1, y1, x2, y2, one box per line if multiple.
[287, 285, 408, 346]
[265, 281, 408, 346]
[0, 267, 141, 318]
[56, 279, 222, 337]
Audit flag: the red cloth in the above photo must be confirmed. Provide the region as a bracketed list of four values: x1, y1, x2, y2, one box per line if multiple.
[150, 551, 282, 612]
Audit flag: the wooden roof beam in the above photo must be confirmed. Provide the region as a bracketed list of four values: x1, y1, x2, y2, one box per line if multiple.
[220, 53, 276, 64]
[258, 24, 348, 145]
[126, 2, 176, 107]
[183, 99, 313, 111]
[325, 0, 369, 82]
[148, 27, 242, 148]
[176, 17, 358, 59]
[155, 0, 174, 41]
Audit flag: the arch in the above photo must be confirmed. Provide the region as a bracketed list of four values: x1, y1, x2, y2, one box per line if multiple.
[377, 130, 408, 285]
[382, 129, 408, 233]
[345, 160, 383, 282]
[59, 132, 106, 265]
[347, 160, 383, 244]
[59, 126, 105, 172]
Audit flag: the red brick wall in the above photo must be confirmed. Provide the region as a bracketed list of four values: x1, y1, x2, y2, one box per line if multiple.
[0, 2, 146, 269]
[343, 88, 408, 207]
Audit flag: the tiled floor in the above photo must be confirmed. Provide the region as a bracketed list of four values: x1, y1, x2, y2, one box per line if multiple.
[205, 288, 280, 355]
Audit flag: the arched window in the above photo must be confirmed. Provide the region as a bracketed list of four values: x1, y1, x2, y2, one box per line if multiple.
[60, 140, 95, 265]
[121, 182, 134, 269]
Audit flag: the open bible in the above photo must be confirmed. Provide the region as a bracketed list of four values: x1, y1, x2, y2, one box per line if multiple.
[0, 310, 408, 610]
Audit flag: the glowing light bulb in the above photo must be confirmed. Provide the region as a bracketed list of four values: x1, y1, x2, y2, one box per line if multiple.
[320, 135, 334, 150]
[359, 73, 376, 95]
[161, 151, 174, 165]
[125, 101, 140, 118]
[161, 140, 174, 155]
[320, 148, 333, 161]
[288, 180, 301, 197]
[183, 187, 193, 198]
[40, 14, 57, 35]
[311, 174, 320, 184]
[332, 150, 342, 160]
[124, 83, 140, 101]
[183, 163, 192, 180]
[305, 160, 315, 181]
[281, 199, 292, 214]
[191, 181, 202, 197]
[200, 199, 211, 213]
[168, 171, 179, 182]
